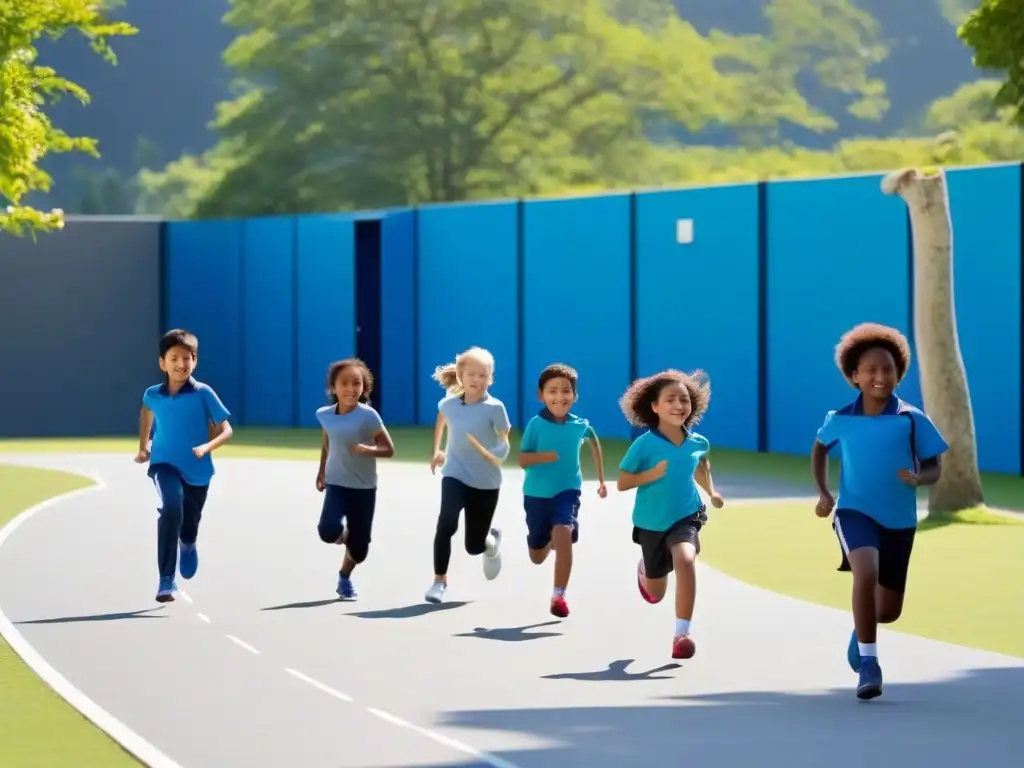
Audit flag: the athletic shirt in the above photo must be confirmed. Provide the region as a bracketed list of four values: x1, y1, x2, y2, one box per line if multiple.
[520, 409, 593, 498]
[619, 429, 710, 531]
[439, 394, 511, 490]
[816, 394, 948, 529]
[316, 403, 385, 489]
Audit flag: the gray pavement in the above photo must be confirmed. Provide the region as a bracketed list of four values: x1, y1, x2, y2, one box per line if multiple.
[0, 454, 1021, 768]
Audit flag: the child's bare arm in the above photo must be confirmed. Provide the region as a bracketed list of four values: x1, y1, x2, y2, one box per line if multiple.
[136, 406, 153, 459]
[617, 461, 667, 492]
[587, 428, 607, 488]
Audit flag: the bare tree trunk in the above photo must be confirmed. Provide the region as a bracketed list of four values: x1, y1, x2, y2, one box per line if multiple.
[881, 167, 984, 515]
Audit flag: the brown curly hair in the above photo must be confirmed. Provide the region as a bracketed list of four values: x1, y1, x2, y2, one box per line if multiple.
[538, 363, 578, 393]
[834, 323, 911, 385]
[326, 358, 374, 404]
[619, 369, 710, 429]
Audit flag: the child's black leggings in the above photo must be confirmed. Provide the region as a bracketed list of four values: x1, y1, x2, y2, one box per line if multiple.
[433, 477, 500, 575]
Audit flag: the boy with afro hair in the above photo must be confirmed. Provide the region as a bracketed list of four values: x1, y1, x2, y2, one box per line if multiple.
[617, 369, 724, 661]
[811, 322, 948, 701]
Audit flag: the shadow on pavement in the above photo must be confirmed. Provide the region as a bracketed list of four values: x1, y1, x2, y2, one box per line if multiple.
[261, 598, 341, 611]
[346, 602, 472, 620]
[376, 665, 1024, 768]
[454, 621, 563, 643]
[541, 658, 682, 681]
[15, 607, 166, 624]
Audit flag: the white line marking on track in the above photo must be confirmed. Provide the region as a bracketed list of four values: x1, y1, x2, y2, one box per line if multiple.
[224, 634, 260, 654]
[366, 707, 408, 726]
[296, 672, 521, 768]
[285, 668, 353, 702]
[196, 613, 211, 624]
[178, 590, 194, 604]
[0, 470, 186, 768]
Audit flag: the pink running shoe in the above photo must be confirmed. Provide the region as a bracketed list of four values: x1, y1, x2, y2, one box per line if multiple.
[672, 635, 697, 659]
[550, 595, 570, 618]
[637, 559, 660, 604]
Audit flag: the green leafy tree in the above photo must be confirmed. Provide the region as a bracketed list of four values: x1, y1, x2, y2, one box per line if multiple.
[160, 0, 891, 217]
[0, 0, 135, 235]
[959, 0, 1024, 125]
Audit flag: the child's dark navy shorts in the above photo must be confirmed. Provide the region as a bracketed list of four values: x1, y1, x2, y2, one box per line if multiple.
[523, 490, 581, 550]
[318, 485, 376, 563]
[832, 508, 916, 594]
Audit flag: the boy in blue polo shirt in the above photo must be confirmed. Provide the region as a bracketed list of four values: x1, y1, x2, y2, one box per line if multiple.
[617, 369, 724, 660]
[135, 329, 233, 602]
[518, 364, 608, 618]
[812, 322, 948, 701]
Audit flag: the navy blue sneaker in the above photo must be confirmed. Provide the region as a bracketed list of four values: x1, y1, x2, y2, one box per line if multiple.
[847, 630, 860, 672]
[336, 574, 357, 600]
[155, 576, 177, 603]
[179, 542, 199, 580]
[856, 656, 883, 700]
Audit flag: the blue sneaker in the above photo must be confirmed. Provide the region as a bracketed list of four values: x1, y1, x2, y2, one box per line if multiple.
[336, 574, 357, 600]
[179, 542, 199, 580]
[856, 656, 883, 700]
[847, 630, 860, 672]
[155, 576, 177, 603]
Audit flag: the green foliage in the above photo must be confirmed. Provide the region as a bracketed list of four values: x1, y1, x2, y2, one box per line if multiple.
[152, 0, 898, 217]
[0, 0, 135, 236]
[959, 0, 1024, 125]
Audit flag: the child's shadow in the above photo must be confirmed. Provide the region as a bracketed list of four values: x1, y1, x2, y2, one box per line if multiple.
[454, 620, 563, 642]
[542, 659, 681, 681]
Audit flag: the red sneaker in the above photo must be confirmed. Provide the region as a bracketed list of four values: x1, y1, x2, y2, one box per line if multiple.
[637, 559, 660, 604]
[550, 595, 569, 618]
[672, 635, 696, 660]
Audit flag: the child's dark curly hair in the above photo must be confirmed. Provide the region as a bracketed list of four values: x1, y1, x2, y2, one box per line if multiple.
[619, 369, 710, 430]
[538, 363, 578, 393]
[325, 358, 374, 404]
[834, 323, 911, 385]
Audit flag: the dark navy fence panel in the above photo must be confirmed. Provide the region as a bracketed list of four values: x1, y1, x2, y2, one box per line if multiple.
[945, 165, 1021, 474]
[416, 202, 520, 427]
[522, 195, 632, 439]
[635, 184, 760, 451]
[0, 218, 162, 437]
[165, 219, 245, 420]
[766, 175, 911, 455]
[295, 215, 356, 428]
[380, 210, 417, 425]
[242, 217, 295, 427]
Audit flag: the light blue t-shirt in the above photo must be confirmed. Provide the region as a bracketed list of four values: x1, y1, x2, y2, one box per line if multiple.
[439, 394, 511, 490]
[316, 403, 385, 489]
[619, 429, 709, 531]
[143, 378, 231, 486]
[816, 394, 948, 530]
[520, 409, 593, 498]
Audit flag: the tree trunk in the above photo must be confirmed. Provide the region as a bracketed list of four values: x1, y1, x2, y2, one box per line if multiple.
[881, 167, 984, 515]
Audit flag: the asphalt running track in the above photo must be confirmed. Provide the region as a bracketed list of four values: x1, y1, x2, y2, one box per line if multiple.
[1, 454, 1022, 768]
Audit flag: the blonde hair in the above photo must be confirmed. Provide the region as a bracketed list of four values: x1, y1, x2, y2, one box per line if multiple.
[432, 346, 495, 395]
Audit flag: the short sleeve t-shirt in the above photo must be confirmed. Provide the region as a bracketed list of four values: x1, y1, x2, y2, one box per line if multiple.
[816, 394, 949, 530]
[143, 378, 231, 486]
[439, 394, 511, 490]
[316, 403, 386, 489]
[619, 429, 709, 531]
[520, 409, 593, 498]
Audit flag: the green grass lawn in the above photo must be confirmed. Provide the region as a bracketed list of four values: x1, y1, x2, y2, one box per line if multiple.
[0, 465, 141, 767]
[701, 499, 1024, 658]
[3, 426, 1022, 510]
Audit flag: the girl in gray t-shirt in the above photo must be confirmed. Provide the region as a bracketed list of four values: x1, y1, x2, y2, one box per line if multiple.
[424, 347, 511, 604]
[315, 359, 395, 600]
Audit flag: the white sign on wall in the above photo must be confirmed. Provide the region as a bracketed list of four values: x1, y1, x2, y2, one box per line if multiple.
[676, 218, 694, 244]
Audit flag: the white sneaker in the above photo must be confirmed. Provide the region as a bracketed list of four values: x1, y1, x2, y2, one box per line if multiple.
[425, 581, 447, 604]
[482, 527, 502, 581]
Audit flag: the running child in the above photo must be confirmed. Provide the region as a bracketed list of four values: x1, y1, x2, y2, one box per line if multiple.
[519, 363, 608, 618]
[617, 369, 724, 660]
[425, 346, 511, 604]
[135, 329, 233, 603]
[812, 322, 948, 701]
[315, 358, 395, 600]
